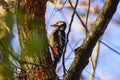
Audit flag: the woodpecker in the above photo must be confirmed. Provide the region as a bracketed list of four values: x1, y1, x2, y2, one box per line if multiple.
[49, 21, 66, 68]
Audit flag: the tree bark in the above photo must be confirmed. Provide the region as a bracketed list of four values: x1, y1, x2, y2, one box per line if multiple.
[63, 0, 119, 80]
[16, 0, 57, 79]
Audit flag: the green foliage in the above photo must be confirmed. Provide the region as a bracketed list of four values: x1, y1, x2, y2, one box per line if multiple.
[27, 30, 48, 56]
[0, 9, 16, 79]
[0, 45, 14, 80]
[0, 64, 14, 80]
[15, 9, 25, 26]
[4, 12, 14, 29]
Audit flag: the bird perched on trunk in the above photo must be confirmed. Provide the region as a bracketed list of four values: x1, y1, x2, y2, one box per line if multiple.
[49, 21, 66, 69]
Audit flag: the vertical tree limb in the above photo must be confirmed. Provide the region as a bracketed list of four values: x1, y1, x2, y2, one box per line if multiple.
[90, 40, 100, 80]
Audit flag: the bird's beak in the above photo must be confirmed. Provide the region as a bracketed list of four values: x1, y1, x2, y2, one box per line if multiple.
[51, 24, 57, 27]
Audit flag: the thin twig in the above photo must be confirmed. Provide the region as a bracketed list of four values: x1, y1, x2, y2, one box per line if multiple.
[68, 0, 88, 33]
[90, 40, 100, 80]
[59, 0, 68, 10]
[46, 0, 67, 28]
[54, 0, 68, 15]
[62, 0, 79, 74]
[86, 0, 91, 28]
[57, 39, 82, 72]
[100, 40, 120, 55]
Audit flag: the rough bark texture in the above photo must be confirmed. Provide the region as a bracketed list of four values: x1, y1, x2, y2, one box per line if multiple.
[16, 0, 58, 79]
[63, 0, 119, 80]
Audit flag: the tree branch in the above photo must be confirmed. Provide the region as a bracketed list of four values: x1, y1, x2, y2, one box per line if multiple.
[62, 0, 79, 74]
[63, 0, 119, 80]
[90, 40, 100, 80]
[68, 0, 88, 33]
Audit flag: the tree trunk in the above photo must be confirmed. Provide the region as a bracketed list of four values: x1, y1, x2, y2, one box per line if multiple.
[16, 0, 57, 79]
